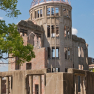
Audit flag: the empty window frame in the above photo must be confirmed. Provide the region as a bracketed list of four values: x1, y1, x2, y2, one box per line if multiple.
[51, 25, 55, 37]
[56, 68, 60, 72]
[68, 48, 70, 59]
[55, 7, 59, 16]
[64, 26, 67, 38]
[52, 47, 59, 58]
[20, 29, 27, 36]
[35, 84, 39, 94]
[47, 47, 50, 58]
[67, 31, 70, 38]
[52, 47, 55, 58]
[56, 47, 59, 58]
[35, 11, 37, 18]
[15, 63, 20, 70]
[64, 48, 67, 59]
[40, 9, 42, 17]
[47, 25, 50, 37]
[47, 7, 50, 16]
[38, 10, 39, 18]
[51, 7, 54, 15]
[26, 63, 31, 70]
[56, 25, 59, 37]
[31, 13, 32, 20]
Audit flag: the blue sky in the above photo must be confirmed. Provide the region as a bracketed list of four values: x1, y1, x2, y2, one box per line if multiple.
[0, 0, 94, 71]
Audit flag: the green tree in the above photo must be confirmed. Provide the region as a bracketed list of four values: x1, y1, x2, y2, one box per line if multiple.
[0, 0, 35, 64]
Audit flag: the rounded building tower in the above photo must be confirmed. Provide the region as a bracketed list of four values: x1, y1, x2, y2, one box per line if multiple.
[29, 0, 72, 72]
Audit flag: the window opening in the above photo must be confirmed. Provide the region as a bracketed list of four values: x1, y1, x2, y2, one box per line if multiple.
[51, 25, 55, 37]
[56, 25, 59, 37]
[56, 68, 60, 72]
[68, 48, 70, 59]
[65, 68, 68, 72]
[52, 47, 59, 58]
[47, 47, 50, 58]
[63, 8, 66, 11]
[47, 25, 50, 37]
[56, 47, 59, 58]
[47, 8, 50, 16]
[20, 29, 27, 36]
[35, 11, 36, 18]
[38, 10, 39, 18]
[52, 68, 55, 72]
[65, 48, 67, 59]
[68, 31, 70, 38]
[47, 68, 51, 73]
[52, 47, 55, 58]
[55, 7, 59, 16]
[35, 84, 39, 94]
[64, 26, 67, 38]
[51, 7, 54, 15]
[26, 63, 31, 70]
[31, 13, 32, 20]
[40, 9, 42, 17]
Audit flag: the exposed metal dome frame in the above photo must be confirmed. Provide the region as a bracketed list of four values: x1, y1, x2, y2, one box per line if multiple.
[31, 0, 71, 8]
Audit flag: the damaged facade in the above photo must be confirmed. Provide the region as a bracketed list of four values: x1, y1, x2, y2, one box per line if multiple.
[4, 0, 93, 94]
[8, 0, 89, 72]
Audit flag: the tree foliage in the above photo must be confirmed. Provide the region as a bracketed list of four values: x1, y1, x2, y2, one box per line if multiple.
[0, 0, 21, 17]
[0, 0, 35, 64]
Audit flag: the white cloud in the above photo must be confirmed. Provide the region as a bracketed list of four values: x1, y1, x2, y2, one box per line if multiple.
[0, 17, 3, 20]
[72, 27, 78, 35]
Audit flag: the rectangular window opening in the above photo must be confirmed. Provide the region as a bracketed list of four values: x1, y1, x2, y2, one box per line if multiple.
[38, 10, 39, 18]
[56, 47, 59, 58]
[52, 47, 59, 59]
[47, 47, 50, 58]
[35, 84, 39, 94]
[35, 11, 36, 18]
[51, 7, 54, 15]
[26, 63, 31, 70]
[47, 8, 50, 16]
[56, 25, 59, 37]
[65, 48, 67, 59]
[68, 48, 70, 60]
[55, 7, 59, 16]
[47, 25, 50, 37]
[40, 9, 42, 17]
[51, 25, 55, 37]
[52, 47, 55, 58]
[31, 13, 32, 20]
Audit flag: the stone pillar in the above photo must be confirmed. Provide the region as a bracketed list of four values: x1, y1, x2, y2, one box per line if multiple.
[80, 76, 83, 94]
[6, 77, 9, 94]
[0, 77, 2, 94]
[75, 76, 78, 94]
[29, 75, 33, 94]
[9, 77, 11, 93]
[83, 77, 86, 94]
[39, 75, 42, 94]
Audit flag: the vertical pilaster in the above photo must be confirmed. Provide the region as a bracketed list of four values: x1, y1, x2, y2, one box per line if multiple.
[80, 76, 83, 94]
[39, 75, 42, 94]
[75, 76, 78, 94]
[29, 75, 33, 94]
[6, 77, 9, 94]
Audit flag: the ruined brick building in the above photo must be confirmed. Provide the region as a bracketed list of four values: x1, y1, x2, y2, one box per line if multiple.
[7, 0, 92, 93]
[8, 0, 89, 72]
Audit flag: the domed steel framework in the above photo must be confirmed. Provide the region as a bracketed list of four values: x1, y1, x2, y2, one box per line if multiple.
[31, 0, 71, 8]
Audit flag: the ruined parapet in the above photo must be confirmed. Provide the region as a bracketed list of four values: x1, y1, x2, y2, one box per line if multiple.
[72, 35, 86, 43]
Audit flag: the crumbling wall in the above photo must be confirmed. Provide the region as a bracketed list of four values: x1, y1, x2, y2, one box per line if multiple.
[72, 35, 89, 70]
